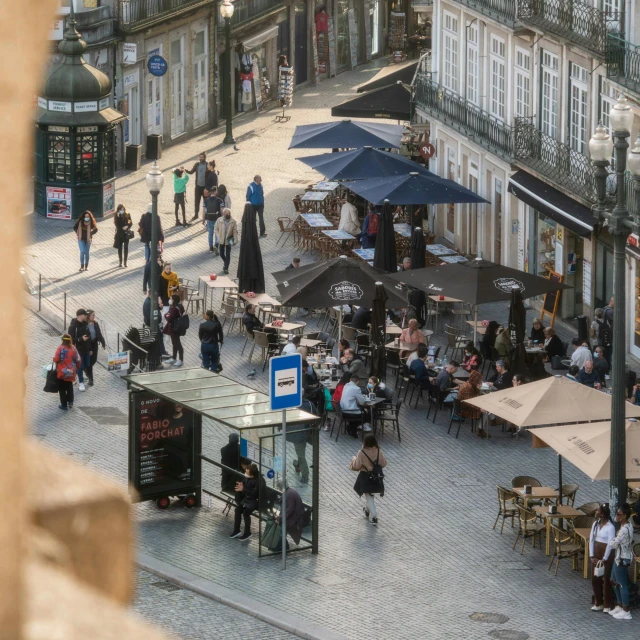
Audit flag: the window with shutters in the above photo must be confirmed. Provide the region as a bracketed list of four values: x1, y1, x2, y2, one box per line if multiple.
[490, 36, 505, 120]
[443, 12, 458, 92]
[515, 48, 530, 118]
[541, 50, 559, 138]
[466, 24, 479, 105]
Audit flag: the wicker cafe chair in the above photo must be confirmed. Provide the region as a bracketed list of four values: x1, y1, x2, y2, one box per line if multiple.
[552, 483, 579, 507]
[548, 522, 583, 576]
[577, 502, 600, 517]
[511, 475, 543, 507]
[276, 216, 295, 247]
[568, 514, 596, 534]
[513, 505, 546, 554]
[633, 542, 640, 582]
[493, 485, 517, 534]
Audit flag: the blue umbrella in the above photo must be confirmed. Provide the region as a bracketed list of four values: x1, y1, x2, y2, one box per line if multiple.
[297, 146, 433, 181]
[289, 120, 403, 149]
[341, 172, 490, 205]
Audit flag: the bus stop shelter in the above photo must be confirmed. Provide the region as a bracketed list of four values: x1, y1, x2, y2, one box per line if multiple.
[125, 368, 321, 556]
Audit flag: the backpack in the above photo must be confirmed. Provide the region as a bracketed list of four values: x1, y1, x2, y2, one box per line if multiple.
[173, 308, 190, 336]
[598, 308, 613, 347]
[361, 449, 385, 486]
[366, 213, 379, 237]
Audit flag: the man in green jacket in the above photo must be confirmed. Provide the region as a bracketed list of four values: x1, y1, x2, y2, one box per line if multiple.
[173, 166, 189, 226]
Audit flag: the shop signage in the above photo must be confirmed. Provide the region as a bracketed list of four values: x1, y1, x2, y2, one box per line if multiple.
[348, 9, 358, 69]
[628, 233, 639, 247]
[37, 96, 47, 109]
[103, 182, 115, 216]
[124, 69, 139, 88]
[148, 55, 168, 77]
[77, 126, 98, 133]
[49, 101, 72, 113]
[46, 186, 72, 220]
[419, 142, 436, 159]
[107, 351, 129, 375]
[123, 42, 137, 65]
[327, 17, 336, 78]
[74, 101, 98, 112]
[311, 23, 319, 84]
[48, 126, 69, 133]
[49, 19, 64, 41]
[99, 97, 110, 110]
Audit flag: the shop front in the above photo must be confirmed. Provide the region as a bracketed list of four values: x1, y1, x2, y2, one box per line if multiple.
[626, 236, 640, 359]
[236, 26, 279, 113]
[336, 0, 350, 72]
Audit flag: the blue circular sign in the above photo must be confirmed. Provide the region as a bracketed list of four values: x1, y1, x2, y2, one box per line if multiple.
[266, 469, 275, 479]
[148, 55, 168, 77]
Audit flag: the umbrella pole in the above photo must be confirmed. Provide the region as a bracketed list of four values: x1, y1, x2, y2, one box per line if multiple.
[339, 307, 343, 348]
[558, 455, 563, 506]
[473, 305, 478, 348]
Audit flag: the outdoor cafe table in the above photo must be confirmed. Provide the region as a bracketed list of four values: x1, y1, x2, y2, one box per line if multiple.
[426, 244, 457, 257]
[301, 190, 330, 213]
[353, 248, 375, 261]
[512, 486, 559, 508]
[533, 505, 584, 555]
[323, 229, 356, 241]
[265, 321, 306, 334]
[313, 181, 341, 192]
[573, 528, 592, 578]
[393, 223, 412, 238]
[299, 213, 333, 228]
[385, 325, 403, 336]
[300, 338, 321, 348]
[441, 255, 468, 264]
[199, 275, 238, 308]
[428, 294, 462, 332]
[239, 292, 281, 307]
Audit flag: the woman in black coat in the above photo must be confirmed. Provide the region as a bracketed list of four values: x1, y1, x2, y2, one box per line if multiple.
[86, 310, 106, 380]
[480, 320, 500, 359]
[231, 463, 265, 541]
[543, 326, 564, 360]
[113, 204, 133, 267]
[529, 317, 546, 343]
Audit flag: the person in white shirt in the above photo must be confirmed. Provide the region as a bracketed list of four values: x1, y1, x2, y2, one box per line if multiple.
[281, 335, 300, 355]
[339, 375, 371, 433]
[338, 197, 361, 236]
[570, 338, 593, 369]
[589, 504, 616, 613]
[407, 343, 428, 367]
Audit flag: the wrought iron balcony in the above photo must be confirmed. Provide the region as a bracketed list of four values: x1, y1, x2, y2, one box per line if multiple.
[606, 34, 640, 97]
[118, 0, 212, 33]
[414, 73, 513, 161]
[514, 118, 597, 204]
[454, 0, 516, 28]
[219, 0, 286, 31]
[516, 0, 622, 58]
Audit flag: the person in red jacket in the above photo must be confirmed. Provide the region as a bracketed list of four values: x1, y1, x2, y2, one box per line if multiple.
[53, 334, 81, 410]
[332, 371, 352, 403]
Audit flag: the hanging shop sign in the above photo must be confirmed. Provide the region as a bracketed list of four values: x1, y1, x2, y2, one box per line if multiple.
[148, 55, 168, 77]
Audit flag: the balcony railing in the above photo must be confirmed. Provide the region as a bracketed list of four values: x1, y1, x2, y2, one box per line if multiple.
[514, 118, 597, 203]
[219, 0, 285, 31]
[414, 73, 513, 160]
[119, 0, 211, 33]
[454, 0, 516, 27]
[517, 0, 622, 58]
[606, 34, 640, 97]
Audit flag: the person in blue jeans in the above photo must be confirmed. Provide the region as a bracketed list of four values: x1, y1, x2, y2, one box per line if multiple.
[608, 503, 635, 620]
[73, 211, 97, 272]
[67, 308, 92, 391]
[202, 189, 224, 254]
[246, 174, 266, 236]
[199, 310, 224, 372]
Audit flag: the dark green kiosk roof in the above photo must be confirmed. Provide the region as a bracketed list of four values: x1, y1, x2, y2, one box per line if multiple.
[124, 368, 319, 430]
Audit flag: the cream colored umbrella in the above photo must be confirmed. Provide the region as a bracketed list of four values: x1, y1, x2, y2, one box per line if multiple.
[532, 419, 640, 481]
[462, 375, 640, 427]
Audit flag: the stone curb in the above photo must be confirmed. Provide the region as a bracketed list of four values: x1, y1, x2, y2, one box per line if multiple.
[137, 552, 349, 640]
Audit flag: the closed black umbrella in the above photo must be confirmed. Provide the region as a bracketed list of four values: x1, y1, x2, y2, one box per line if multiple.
[331, 82, 412, 122]
[237, 203, 265, 293]
[508, 289, 527, 376]
[373, 201, 397, 273]
[408, 226, 426, 326]
[357, 61, 418, 93]
[370, 282, 388, 379]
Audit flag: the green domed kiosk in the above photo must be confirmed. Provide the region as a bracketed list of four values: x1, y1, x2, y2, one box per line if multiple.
[34, 7, 125, 220]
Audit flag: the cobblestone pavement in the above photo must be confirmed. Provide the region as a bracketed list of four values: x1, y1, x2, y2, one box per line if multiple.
[133, 570, 297, 639]
[25, 58, 638, 639]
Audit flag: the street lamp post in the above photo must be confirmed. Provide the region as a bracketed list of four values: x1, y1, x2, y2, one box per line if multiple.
[145, 161, 164, 336]
[589, 95, 640, 512]
[220, 1, 235, 145]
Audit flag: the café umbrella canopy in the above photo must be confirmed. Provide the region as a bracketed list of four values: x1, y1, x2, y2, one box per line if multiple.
[297, 146, 433, 181]
[237, 202, 265, 293]
[289, 120, 403, 150]
[370, 282, 388, 378]
[357, 60, 418, 93]
[373, 201, 397, 273]
[342, 172, 489, 205]
[331, 82, 412, 122]
[532, 418, 640, 481]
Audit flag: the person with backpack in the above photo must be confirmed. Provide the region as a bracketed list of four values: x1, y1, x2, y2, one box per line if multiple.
[163, 294, 187, 367]
[359, 206, 379, 249]
[53, 334, 81, 410]
[202, 188, 224, 253]
[350, 434, 387, 526]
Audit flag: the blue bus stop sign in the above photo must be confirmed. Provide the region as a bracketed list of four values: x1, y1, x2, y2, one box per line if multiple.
[269, 354, 302, 411]
[148, 55, 168, 77]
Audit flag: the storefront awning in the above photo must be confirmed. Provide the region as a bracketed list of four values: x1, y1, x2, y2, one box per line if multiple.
[357, 60, 419, 93]
[508, 170, 595, 238]
[331, 82, 411, 121]
[242, 25, 279, 50]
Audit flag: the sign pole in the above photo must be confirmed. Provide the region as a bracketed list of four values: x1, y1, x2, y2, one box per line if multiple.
[281, 408, 287, 570]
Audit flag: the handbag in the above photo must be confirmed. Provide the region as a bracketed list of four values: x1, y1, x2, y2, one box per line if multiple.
[260, 518, 282, 550]
[125, 229, 135, 240]
[43, 360, 59, 393]
[594, 560, 605, 577]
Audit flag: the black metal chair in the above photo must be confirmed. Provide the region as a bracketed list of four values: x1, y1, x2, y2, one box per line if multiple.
[386, 348, 401, 385]
[447, 398, 478, 438]
[330, 400, 362, 442]
[426, 383, 449, 423]
[375, 398, 403, 442]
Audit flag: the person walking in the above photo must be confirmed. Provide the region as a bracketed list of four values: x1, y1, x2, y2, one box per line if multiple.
[214, 207, 238, 274]
[53, 334, 81, 410]
[589, 504, 616, 613]
[608, 503, 635, 620]
[172, 166, 189, 227]
[202, 188, 224, 253]
[205, 160, 219, 193]
[185, 152, 208, 221]
[199, 310, 224, 372]
[246, 174, 266, 237]
[163, 294, 186, 367]
[68, 309, 92, 391]
[143, 254, 163, 295]
[158, 261, 179, 314]
[73, 210, 97, 272]
[86, 310, 106, 385]
[350, 434, 387, 525]
[113, 204, 133, 267]
[216, 184, 232, 210]
[139, 203, 165, 262]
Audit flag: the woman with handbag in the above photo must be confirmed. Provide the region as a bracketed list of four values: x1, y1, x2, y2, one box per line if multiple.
[53, 334, 81, 410]
[73, 210, 98, 272]
[163, 294, 186, 367]
[607, 503, 635, 620]
[350, 434, 387, 526]
[86, 310, 106, 383]
[113, 204, 133, 267]
[589, 503, 615, 612]
[230, 462, 263, 542]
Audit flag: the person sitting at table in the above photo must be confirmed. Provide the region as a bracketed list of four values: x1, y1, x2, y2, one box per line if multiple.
[512, 373, 528, 387]
[332, 371, 352, 403]
[396, 306, 417, 329]
[400, 318, 426, 346]
[570, 337, 593, 369]
[457, 370, 483, 423]
[400, 257, 411, 272]
[462, 342, 482, 372]
[302, 359, 324, 408]
[359, 206, 379, 249]
[593, 346, 610, 387]
[409, 348, 431, 389]
[480, 321, 500, 359]
[529, 317, 545, 344]
[242, 304, 264, 335]
[488, 360, 513, 390]
[351, 306, 372, 331]
[286, 257, 301, 270]
[494, 327, 511, 360]
[367, 376, 387, 399]
[566, 365, 579, 382]
[281, 334, 301, 355]
[542, 326, 564, 360]
[589, 503, 616, 613]
[432, 361, 460, 393]
[340, 348, 367, 382]
[576, 360, 602, 389]
[339, 338, 350, 359]
[338, 195, 361, 236]
[340, 374, 371, 435]
[407, 343, 428, 367]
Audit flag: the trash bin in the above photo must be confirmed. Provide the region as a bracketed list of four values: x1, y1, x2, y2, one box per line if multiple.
[125, 144, 142, 171]
[146, 134, 162, 161]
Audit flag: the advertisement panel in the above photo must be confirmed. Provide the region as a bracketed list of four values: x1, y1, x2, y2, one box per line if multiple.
[46, 186, 72, 219]
[103, 182, 115, 216]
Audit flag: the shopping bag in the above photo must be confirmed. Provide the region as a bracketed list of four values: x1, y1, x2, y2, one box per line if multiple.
[260, 518, 282, 550]
[43, 362, 59, 394]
